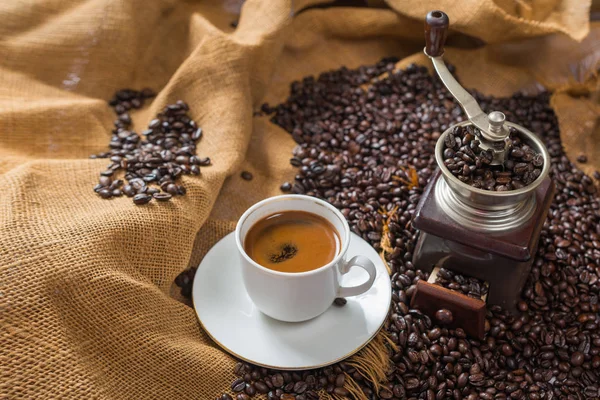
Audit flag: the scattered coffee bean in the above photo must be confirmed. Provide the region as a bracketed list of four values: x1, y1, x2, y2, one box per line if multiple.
[133, 193, 152, 205]
[231, 378, 245, 392]
[98, 188, 112, 199]
[241, 171, 253, 181]
[92, 89, 208, 204]
[333, 298, 347, 306]
[280, 182, 292, 192]
[99, 176, 112, 187]
[199, 157, 212, 166]
[153, 193, 172, 202]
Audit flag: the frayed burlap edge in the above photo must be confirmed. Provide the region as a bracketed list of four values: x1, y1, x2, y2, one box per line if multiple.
[337, 329, 397, 400]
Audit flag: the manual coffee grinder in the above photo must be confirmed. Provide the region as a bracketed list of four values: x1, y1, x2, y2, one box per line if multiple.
[410, 11, 555, 335]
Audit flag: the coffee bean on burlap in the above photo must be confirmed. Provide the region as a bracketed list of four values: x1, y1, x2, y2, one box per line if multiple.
[241, 171, 253, 181]
[93, 90, 208, 207]
[231, 378, 245, 392]
[133, 193, 152, 205]
[153, 193, 172, 201]
[98, 188, 112, 199]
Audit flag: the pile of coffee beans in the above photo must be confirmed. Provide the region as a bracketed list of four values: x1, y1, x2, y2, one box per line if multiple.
[442, 125, 544, 191]
[434, 268, 489, 300]
[177, 59, 599, 399]
[91, 89, 209, 204]
[217, 362, 351, 400]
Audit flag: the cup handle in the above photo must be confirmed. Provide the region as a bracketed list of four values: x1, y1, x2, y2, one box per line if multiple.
[337, 256, 377, 297]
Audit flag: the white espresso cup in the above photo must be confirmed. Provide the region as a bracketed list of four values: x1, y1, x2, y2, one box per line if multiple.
[235, 195, 377, 322]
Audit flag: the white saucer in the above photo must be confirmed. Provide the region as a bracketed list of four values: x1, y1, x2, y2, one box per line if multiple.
[192, 232, 391, 370]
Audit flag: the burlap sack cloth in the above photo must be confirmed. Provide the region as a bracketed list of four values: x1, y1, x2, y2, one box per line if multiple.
[1, 0, 598, 398]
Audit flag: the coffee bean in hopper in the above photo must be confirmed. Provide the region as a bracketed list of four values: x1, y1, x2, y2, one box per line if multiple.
[441, 125, 544, 190]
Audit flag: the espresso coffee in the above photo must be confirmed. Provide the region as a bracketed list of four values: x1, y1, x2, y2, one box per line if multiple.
[244, 211, 341, 273]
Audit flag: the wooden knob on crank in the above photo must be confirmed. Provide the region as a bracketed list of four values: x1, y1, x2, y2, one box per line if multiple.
[424, 10, 449, 57]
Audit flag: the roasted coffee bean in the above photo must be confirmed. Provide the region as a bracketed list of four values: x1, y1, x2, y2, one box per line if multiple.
[132, 193, 152, 205]
[280, 182, 292, 192]
[98, 188, 112, 199]
[231, 378, 245, 392]
[244, 384, 256, 396]
[333, 298, 347, 306]
[254, 381, 269, 394]
[334, 374, 345, 387]
[234, 362, 244, 376]
[293, 381, 307, 394]
[153, 193, 172, 201]
[577, 154, 588, 163]
[199, 157, 212, 166]
[99, 176, 112, 187]
[571, 351, 585, 366]
[165, 184, 178, 195]
[123, 185, 135, 197]
[435, 309, 453, 324]
[241, 171, 253, 181]
[271, 374, 284, 388]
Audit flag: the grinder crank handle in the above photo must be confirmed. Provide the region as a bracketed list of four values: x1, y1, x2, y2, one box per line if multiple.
[423, 11, 491, 140]
[424, 10, 449, 57]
